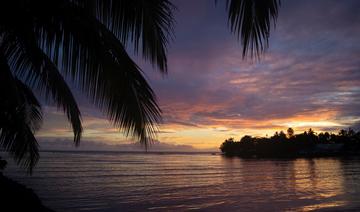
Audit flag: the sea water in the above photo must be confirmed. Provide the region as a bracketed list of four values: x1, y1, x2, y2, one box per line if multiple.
[3, 151, 360, 211]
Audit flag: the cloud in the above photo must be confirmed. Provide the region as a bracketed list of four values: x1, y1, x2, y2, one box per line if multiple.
[143, 1, 360, 134]
[37, 1, 360, 148]
[351, 121, 360, 131]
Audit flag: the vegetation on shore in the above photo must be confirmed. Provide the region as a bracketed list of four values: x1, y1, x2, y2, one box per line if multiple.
[220, 128, 360, 157]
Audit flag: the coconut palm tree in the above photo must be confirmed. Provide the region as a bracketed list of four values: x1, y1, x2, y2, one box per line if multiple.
[0, 0, 174, 173]
[0, 0, 280, 173]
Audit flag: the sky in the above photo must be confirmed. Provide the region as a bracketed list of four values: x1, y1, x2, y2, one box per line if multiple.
[38, 0, 360, 150]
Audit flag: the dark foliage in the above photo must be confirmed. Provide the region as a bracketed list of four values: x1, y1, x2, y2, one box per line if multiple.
[0, 0, 280, 173]
[224, 0, 280, 58]
[0, 0, 175, 173]
[220, 128, 360, 157]
[0, 157, 7, 170]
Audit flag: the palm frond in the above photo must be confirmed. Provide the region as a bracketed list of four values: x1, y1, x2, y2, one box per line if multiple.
[0, 0, 170, 169]
[74, 0, 175, 72]
[225, 0, 280, 58]
[14, 78, 43, 132]
[2, 31, 83, 144]
[0, 53, 40, 174]
[30, 1, 162, 144]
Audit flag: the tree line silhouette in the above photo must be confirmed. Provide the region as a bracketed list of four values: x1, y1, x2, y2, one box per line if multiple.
[220, 128, 360, 157]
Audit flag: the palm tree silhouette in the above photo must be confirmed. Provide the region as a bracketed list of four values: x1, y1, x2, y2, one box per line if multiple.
[0, 0, 175, 173]
[0, 0, 280, 173]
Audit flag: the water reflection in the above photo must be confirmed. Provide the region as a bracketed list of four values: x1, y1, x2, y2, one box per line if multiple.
[3, 152, 360, 211]
[290, 159, 347, 211]
[220, 157, 354, 211]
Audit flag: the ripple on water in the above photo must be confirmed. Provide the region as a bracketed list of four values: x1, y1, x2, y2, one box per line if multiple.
[3, 152, 360, 212]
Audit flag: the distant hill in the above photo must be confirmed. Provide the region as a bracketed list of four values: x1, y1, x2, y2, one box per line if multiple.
[38, 138, 217, 152]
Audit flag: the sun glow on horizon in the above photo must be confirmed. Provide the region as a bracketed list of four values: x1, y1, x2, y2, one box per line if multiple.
[37, 105, 359, 149]
[35, 0, 360, 150]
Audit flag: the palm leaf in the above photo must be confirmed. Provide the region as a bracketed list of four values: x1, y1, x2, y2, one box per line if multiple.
[75, 0, 175, 72]
[30, 0, 162, 144]
[225, 0, 280, 58]
[0, 0, 174, 172]
[0, 53, 40, 174]
[2, 32, 83, 144]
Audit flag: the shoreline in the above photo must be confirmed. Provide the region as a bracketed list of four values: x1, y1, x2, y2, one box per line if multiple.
[221, 153, 360, 160]
[0, 173, 54, 212]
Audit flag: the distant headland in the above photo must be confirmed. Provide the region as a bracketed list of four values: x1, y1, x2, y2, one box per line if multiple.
[220, 128, 360, 158]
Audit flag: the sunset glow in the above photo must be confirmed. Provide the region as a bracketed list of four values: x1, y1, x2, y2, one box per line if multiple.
[37, 0, 360, 150]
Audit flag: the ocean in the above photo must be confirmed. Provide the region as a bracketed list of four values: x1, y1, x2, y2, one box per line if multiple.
[3, 151, 360, 211]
